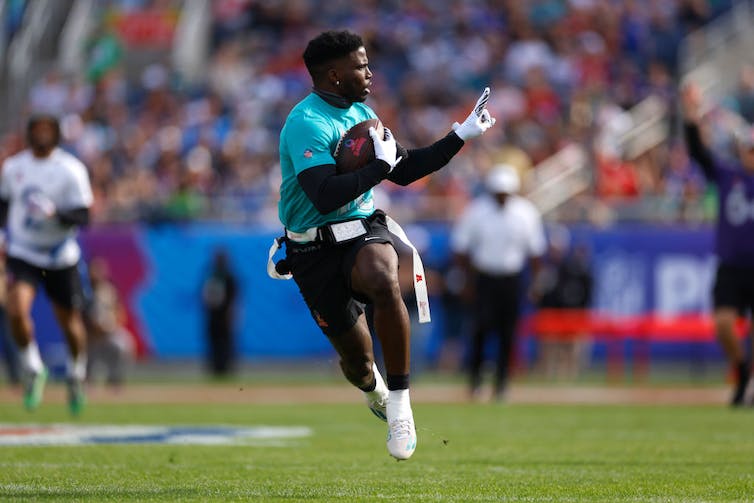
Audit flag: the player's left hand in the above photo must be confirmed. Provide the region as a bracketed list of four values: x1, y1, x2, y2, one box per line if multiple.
[452, 87, 497, 141]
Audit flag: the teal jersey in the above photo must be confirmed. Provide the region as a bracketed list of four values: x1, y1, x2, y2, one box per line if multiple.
[278, 93, 377, 233]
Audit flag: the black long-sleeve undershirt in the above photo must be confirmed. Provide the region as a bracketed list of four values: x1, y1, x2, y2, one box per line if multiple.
[297, 131, 465, 215]
[683, 121, 715, 181]
[57, 207, 90, 227]
[297, 159, 391, 215]
[0, 198, 7, 228]
[387, 132, 465, 186]
[0, 199, 88, 228]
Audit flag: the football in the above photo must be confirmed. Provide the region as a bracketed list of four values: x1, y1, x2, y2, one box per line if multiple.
[334, 118, 384, 173]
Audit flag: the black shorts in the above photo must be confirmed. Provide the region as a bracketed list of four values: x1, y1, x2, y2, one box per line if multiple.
[713, 263, 754, 315]
[6, 256, 85, 310]
[285, 210, 395, 336]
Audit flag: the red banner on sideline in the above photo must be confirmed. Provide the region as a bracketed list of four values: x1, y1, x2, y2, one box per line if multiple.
[526, 309, 749, 342]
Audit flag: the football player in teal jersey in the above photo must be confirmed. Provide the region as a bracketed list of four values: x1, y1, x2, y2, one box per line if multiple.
[277, 30, 495, 459]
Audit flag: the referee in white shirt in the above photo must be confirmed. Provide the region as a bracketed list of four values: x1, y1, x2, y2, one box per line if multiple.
[0, 114, 93, 415]
[451, 164, 546, 400]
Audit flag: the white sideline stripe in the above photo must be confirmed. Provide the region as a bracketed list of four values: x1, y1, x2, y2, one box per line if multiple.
[0, 424, 312, 446]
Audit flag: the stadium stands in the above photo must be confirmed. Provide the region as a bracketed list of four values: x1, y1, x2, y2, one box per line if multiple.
[0, 0, 742, 225]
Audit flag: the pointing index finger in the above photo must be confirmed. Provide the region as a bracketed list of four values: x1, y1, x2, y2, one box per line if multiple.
[474, 87, 490, 117]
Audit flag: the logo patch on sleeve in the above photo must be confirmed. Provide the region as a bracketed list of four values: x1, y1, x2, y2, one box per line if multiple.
[303, 149, 313, 158]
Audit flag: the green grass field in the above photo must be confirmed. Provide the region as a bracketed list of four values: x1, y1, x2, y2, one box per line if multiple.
[1, 394, 753, 502]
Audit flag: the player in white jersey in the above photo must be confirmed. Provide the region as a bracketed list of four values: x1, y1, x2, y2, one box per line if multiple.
[0, 115, 93, 415]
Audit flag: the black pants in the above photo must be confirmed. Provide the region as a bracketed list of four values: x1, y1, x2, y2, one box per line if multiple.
[207, 311, 234, 375]
[469, 272, 521, 394]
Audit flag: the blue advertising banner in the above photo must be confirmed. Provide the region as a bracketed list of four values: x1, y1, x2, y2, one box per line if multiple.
[570, 224, 716, 318]
[23, 222, 721, 362]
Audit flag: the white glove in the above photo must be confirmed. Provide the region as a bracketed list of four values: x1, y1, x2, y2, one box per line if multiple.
[369, 126, 403, 172]
[27, 191, 56, 218]
[452, 87, 497, 141]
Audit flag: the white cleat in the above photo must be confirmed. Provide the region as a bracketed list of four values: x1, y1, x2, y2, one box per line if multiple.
[387, 416, 417, 460]
[366, 392, 387, 422]
[365, 362, 388, 422]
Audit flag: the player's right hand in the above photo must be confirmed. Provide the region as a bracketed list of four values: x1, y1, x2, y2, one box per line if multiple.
[369, 126, 402, 172]
[452, 87, 497, 140]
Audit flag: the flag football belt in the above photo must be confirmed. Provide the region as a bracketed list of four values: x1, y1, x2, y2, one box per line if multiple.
[266, 215, 431, 323]
[285, 218, 369, 245]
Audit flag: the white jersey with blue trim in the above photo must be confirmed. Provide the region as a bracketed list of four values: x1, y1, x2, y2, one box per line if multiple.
[0, 148, 93, 269]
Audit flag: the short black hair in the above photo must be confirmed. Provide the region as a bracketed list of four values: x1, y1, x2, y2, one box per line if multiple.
[303, 30, 364, 80]
[26, 114, 61, 146]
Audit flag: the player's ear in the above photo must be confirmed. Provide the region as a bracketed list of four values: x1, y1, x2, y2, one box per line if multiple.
[327, 67, 340, 87]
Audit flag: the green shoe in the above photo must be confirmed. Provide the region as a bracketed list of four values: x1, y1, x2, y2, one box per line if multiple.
[23, 367, 48, 411]
[67, 378, 86, 417]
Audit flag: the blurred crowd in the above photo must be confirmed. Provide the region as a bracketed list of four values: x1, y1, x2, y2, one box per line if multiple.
[0, 0, 745, 225]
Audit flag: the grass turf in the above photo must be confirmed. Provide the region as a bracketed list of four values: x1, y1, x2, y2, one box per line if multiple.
[0, 400, 753, 501]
